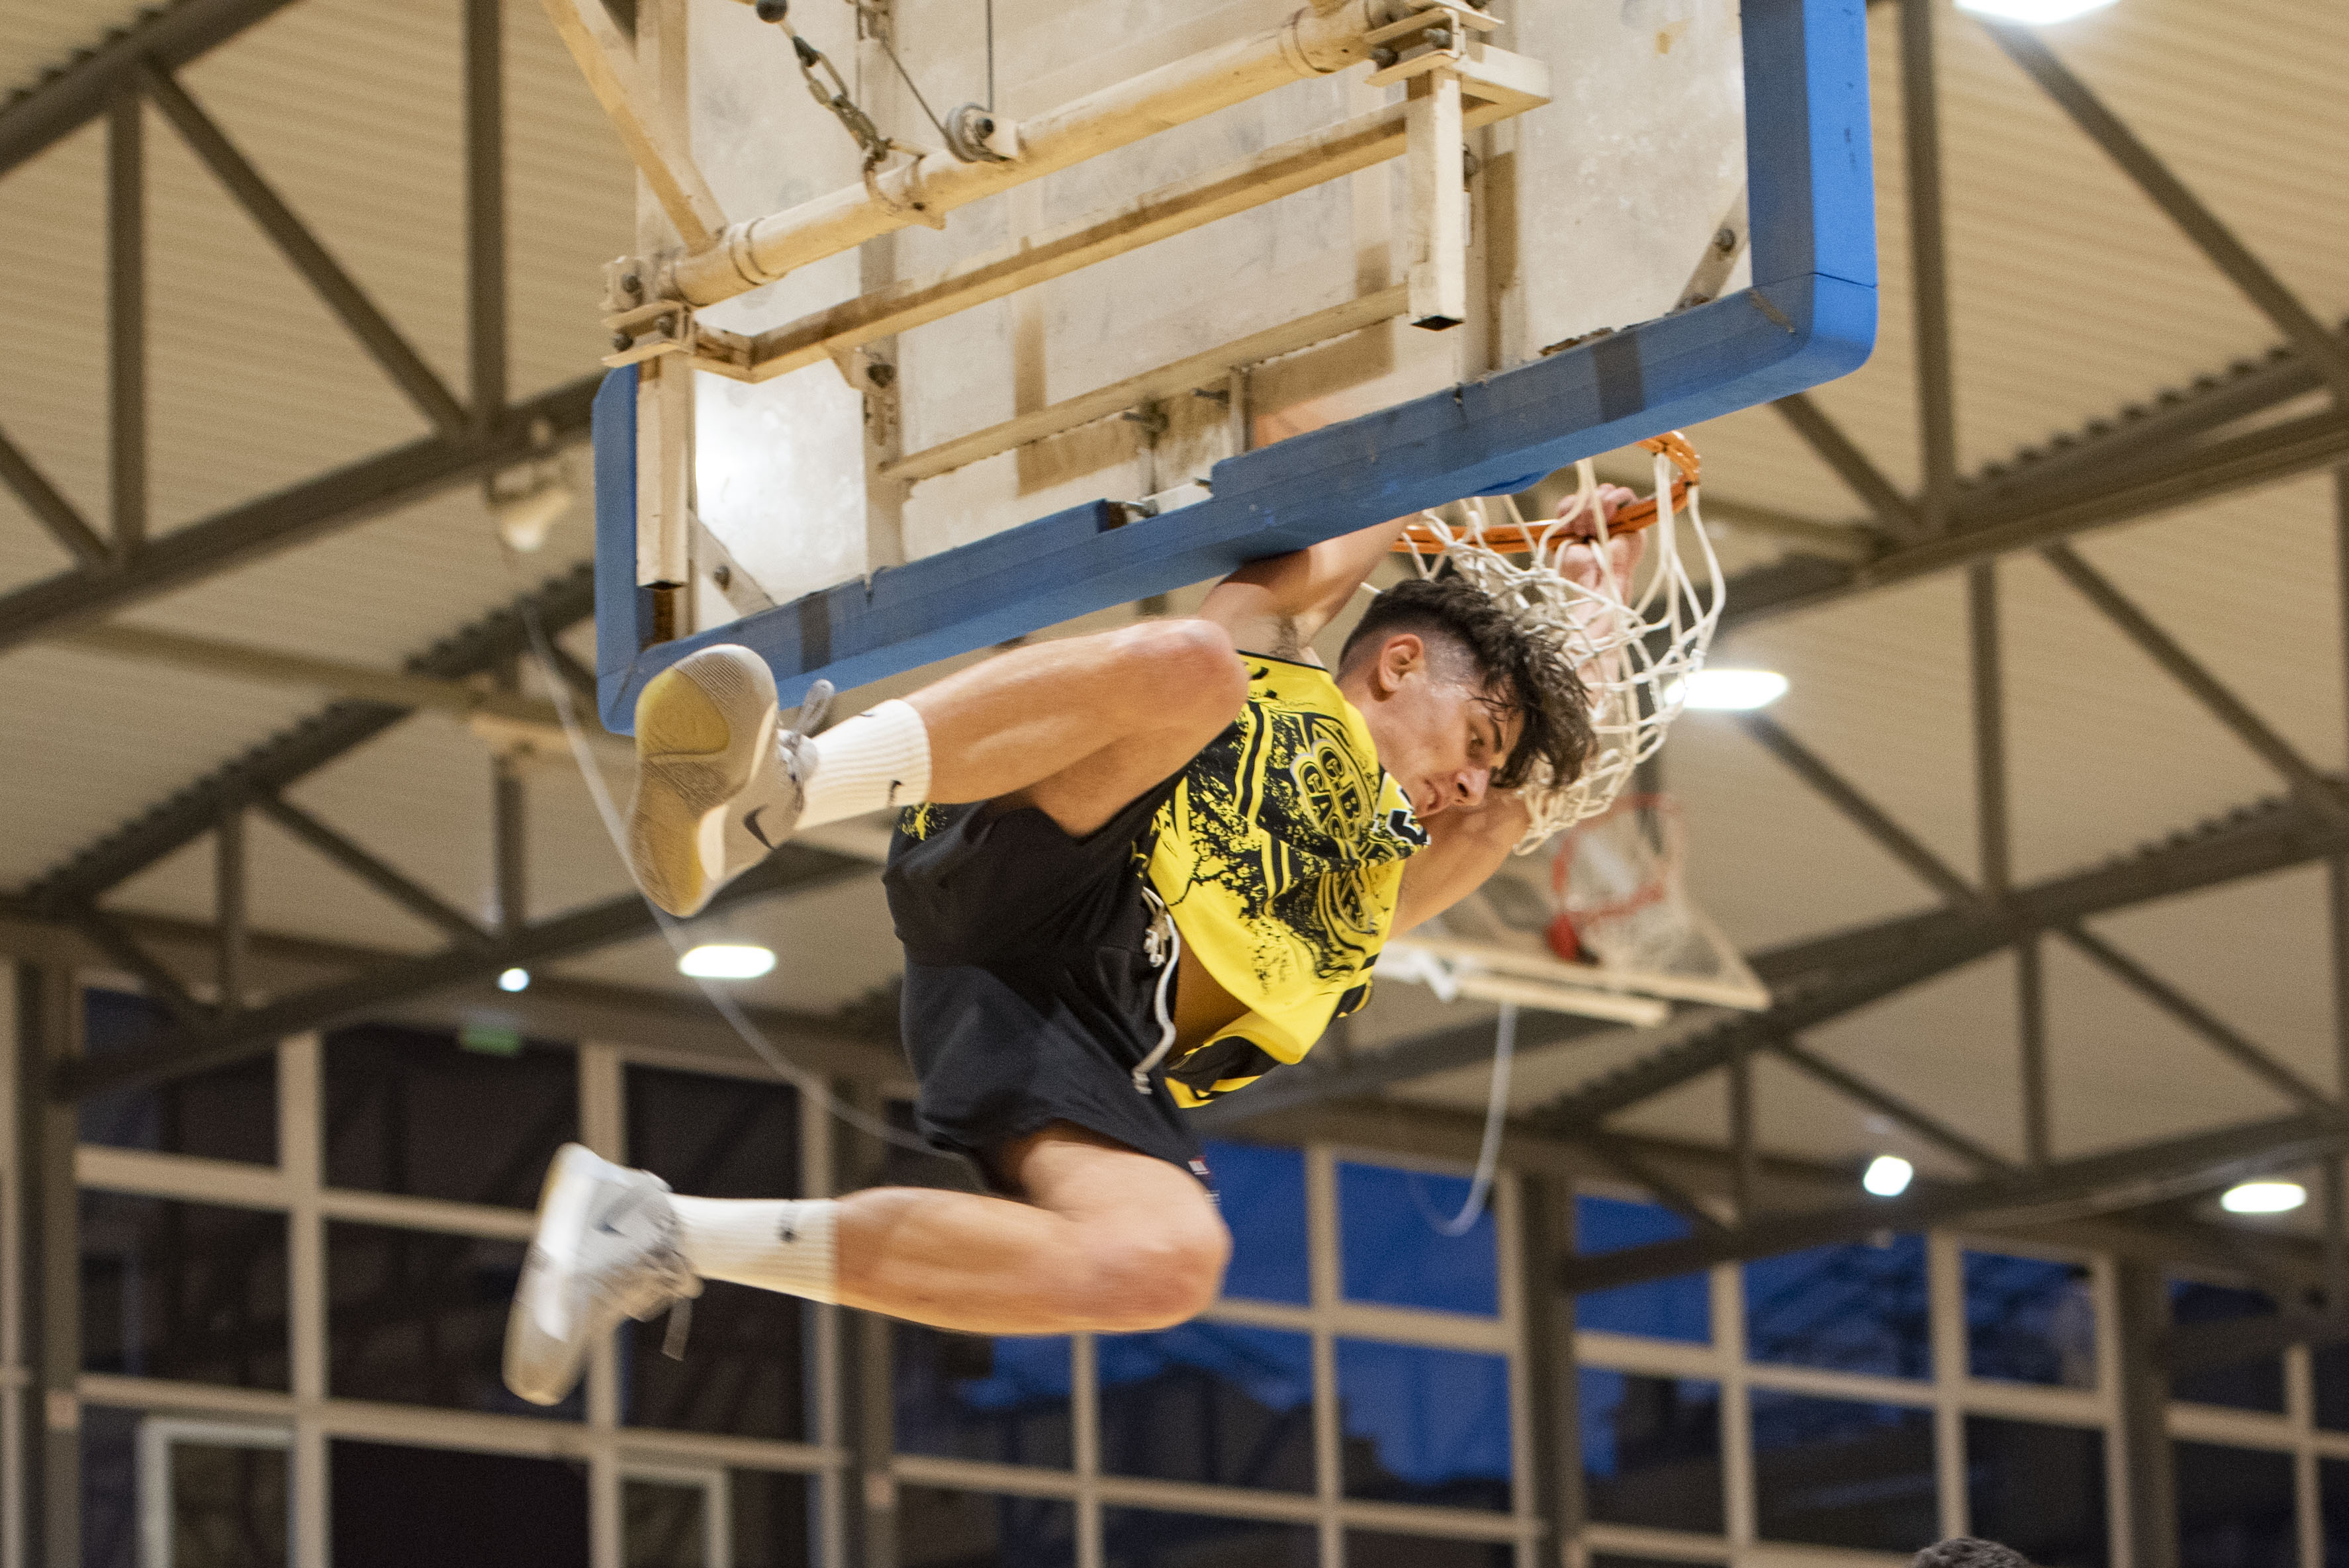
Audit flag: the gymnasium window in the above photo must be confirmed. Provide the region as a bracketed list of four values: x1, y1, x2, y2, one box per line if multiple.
[322, 1022, 576, 1209]
[1745, 1233, 1931, 1378]
[2169, 1277, 2288, 1413]
[1204, 1138, 1311, 1305]
[1336, 1160, 1500, 1317]
[81, 1192, 290, 1391]
[1748, 1392, 1939, 1553]
[894, 1326, 1075, 1469]
[900, 1487, 1074, 1568]
[1099, 1507, 1317, 1568]
[1579, 1368, 1726, 1534]
[1964, 1249, 2097, 1388]
[1335, 1339, 1513, 1511]
[1964, 1416, 2110, 1568]
[1097, 1321, 1315, 1491]
[1575, 1193, 1712, 1344]
[79, 988, 278, 1164]
[2174, 1440, 2296, 1568]
[325, 1221, 571, 1420]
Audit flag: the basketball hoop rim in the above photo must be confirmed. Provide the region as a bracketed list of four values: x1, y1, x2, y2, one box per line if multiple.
[1391, 432, 1701, 556]
[1551, 792, 1685, 927]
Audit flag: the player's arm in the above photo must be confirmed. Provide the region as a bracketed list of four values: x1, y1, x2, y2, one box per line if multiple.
[1192, 516, 1414, 661]
[1391, 789, 1531, 936]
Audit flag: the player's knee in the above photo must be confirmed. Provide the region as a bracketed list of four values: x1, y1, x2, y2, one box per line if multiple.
[1118, 619, 1246, 729]
[1080, 1215, 1230, 1330]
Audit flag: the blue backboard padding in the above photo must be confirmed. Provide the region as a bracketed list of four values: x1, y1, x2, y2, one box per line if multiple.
[594, 0, 1876, 730]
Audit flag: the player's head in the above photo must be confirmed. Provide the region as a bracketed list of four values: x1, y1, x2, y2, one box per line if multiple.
[1336, 576, 1592, 820]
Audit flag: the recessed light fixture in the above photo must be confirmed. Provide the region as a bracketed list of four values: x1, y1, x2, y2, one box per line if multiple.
[679, 943, 778, 981]
[1953, 0, 2117, 24]
[1863, 1154, 1915, 1198]
[1670, 669, 1790, 711]
[497, 967, 530, 993]
[2220, 1180, 2306, 1215]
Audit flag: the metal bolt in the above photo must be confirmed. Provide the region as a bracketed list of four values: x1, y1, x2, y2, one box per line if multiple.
[620, 271, 642, 295]
[755, 0, 790, 21]
[610, 332, 631, 351]
[714, 562, 733, 590]
[1714, 227, 1738, 254]
[1370, 45, 1399, 67]
[1425, 26, 1453, 48]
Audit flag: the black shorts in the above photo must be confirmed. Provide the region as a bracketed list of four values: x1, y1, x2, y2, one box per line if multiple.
[881, 774, 1209, 1193]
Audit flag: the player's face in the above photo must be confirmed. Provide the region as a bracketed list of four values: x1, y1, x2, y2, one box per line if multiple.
[1350, 635, 1523, 820]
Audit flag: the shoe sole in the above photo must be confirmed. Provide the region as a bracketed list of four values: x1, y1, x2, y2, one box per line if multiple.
[504, 1142, 601, 1407]
[627, 648, 779, 917]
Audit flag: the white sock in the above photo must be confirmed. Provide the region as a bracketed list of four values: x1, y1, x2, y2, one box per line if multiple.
[670, 1195, 839, 1304]
[798, 700, 931, 828]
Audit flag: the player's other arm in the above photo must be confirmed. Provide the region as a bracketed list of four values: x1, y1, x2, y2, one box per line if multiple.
[1193, 517, 1414, 660]
[1391, 789, 1530, 936]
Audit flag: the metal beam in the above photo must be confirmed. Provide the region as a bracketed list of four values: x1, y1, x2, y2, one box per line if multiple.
[15, 964, 81, 1563]
[67, 905, 202, 1023]
[0, 371, 597, 658]
[1737, 711, 1980, 905]
[1561, 1106, 2349, 1293]
[108, 88, 146, 558]
[1769, 392, 1922, 541]
[2060, 924, 2335, 1113]
[140, 64, 467, 434]
[1765, 1035, 2013, 1174]
[492, 753, 526, 934]
[1729, 394, 2349, 629]
[2114, 1259, 2180, 1568]
[1214, 776, 2349, 1135]
[253, 794, 492, 947]
[2041, 541, 2347, 822]
[1984, 24, 2349, 406]
[58, 842, 871, 1100]
[22, 559, 596, 912]
[0, 424, 107, 567]
[216, 800, 246, 1011]
[0, 0, 299, 179]
[1901, 0, 1957, 532]
[465, 0, 507, 427]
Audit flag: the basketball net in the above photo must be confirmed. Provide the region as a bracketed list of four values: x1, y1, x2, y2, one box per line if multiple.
[1395, 436, 1724, 851]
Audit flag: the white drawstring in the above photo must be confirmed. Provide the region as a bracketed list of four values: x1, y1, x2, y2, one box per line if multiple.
[1132, 886, 1182, 1093]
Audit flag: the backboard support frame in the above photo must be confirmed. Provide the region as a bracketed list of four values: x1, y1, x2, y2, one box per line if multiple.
[593, 0, 1874, 732]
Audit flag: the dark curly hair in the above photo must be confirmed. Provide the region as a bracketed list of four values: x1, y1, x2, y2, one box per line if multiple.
[1337, 576, 1592, 792]
[1913, 1542, 2034, 1568]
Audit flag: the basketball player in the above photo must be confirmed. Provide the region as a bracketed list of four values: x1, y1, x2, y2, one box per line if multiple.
[505, 489, 1640, 1405]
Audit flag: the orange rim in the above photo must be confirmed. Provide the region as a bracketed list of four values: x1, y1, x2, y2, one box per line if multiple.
[1391, 432, 1700, 555]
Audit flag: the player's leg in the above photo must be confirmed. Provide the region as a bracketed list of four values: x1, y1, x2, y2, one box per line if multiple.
[505, 1126, 1226, 1403]
[630, 617, 1245, 913]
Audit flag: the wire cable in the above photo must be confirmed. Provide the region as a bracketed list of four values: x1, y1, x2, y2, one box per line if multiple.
[1409, 1001, 1516, 1236]
[502, 551, 935, 1155]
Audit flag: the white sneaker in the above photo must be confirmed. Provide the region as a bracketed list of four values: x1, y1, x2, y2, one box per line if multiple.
[504, 1144, 703, 1407]
[625, 645, 832, 917]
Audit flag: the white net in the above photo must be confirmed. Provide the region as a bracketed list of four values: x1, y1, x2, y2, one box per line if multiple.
[1398, 438, 1725, 851]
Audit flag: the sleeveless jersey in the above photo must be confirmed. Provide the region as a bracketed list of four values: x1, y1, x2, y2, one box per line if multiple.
[1144, 655, 1427, 1105]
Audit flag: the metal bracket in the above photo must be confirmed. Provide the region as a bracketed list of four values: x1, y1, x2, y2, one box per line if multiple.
[602, 299, 694, 368]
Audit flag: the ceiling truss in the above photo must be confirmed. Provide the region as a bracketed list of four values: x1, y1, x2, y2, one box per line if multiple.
[0, 0, 2344, 1307]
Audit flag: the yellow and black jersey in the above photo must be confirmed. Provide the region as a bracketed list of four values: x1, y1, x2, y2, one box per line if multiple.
[1144, 655, 1427, 1105]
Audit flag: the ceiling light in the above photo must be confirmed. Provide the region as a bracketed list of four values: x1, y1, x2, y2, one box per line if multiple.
[497, 967, 530, 993]
[1670, 669, 1790, 711]
[1953, 0, 2117, 23]
[1863, 1154, 1915, 1198]
[2220, 1180, 2306, 1215]
[679, 943, 778, 980]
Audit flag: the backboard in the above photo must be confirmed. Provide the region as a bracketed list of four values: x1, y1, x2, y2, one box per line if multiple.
[571, 0, 1875, 729]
